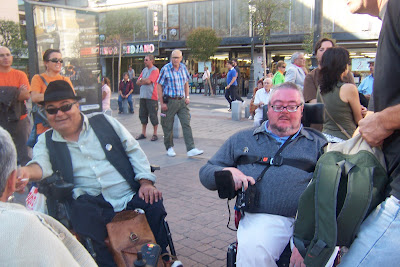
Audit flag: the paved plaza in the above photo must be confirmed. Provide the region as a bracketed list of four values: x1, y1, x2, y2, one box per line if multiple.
[112, 93, 253, 266]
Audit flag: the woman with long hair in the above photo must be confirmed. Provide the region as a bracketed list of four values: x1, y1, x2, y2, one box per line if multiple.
[102, 77, 112, 115]
[30, 49, 75, 139]
[317, 47, 367, 142]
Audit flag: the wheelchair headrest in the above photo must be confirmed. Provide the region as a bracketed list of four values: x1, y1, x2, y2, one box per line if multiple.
[262, 103, 324, 127]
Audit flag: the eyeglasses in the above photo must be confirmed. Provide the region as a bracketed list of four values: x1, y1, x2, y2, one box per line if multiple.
[46, 102, 77, 114]
[270, 104, 302, 113]
[48, 58, 64, 63]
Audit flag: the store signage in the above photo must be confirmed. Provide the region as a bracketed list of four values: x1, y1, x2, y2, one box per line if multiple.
[100, 42, 159, 57]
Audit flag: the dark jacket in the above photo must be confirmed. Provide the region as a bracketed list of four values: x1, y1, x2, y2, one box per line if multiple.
[199, 122, 327, 217]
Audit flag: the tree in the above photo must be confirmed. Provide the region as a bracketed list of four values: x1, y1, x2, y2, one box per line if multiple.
[100, 9, 145, 91]
[186, 27, 221, 62]
[302, 31, 333, 54]
[249, 0, 290, 77]
[0, 19, 26, 54]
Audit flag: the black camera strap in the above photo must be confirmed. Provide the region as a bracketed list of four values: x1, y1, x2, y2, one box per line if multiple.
[255, 133, 295, 183]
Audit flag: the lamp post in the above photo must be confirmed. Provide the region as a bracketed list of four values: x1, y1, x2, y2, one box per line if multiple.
[311, 0, 323, 69]
[248, 35, 255, 99]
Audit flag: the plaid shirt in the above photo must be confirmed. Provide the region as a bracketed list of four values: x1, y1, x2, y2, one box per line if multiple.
[157, 62, 190, 98]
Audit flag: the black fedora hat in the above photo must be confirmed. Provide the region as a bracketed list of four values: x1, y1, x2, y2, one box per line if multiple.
[39, 80, 81, 105]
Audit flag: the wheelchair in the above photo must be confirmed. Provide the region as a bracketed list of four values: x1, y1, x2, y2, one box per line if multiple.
[37, 165, 178, 266]
[223, 103, 324, 267]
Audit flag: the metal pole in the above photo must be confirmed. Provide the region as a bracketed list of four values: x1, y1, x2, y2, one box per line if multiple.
[248, 31, 255, 99]
[311, 0, 323, 69]
[24, 1, 39, 80]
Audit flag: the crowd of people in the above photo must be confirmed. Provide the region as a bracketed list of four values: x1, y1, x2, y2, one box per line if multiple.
[0, 0, 397, 266]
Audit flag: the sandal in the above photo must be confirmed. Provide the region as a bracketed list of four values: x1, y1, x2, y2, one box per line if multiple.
[151, 135, 158, 141]
[135, 134, 146, 140]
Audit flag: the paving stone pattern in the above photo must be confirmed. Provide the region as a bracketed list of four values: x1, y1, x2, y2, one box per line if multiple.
[111, 93, 253, 266]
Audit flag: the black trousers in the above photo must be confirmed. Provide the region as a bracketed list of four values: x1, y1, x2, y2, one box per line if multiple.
[70, 194, 168, 267]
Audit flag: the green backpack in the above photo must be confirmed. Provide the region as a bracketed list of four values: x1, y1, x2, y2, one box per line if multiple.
[293, 134, 390, 267]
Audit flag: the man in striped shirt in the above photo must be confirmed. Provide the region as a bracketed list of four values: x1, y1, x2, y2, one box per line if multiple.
[157, 49, 203, 157]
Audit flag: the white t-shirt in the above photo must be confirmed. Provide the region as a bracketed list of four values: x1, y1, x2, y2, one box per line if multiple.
[253, 88, 271, 123]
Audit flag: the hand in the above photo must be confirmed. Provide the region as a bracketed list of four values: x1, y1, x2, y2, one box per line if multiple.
[15, 166, 30, 193]
[223, 167, 255, 191]
[138, 181, 162, 204]
[359, 112, 393, 147]
[290, 246, 306, 267]
[185, 98, 190, 105]
[161, 103, 168, 111]
[361, 106, 368, 117]
[226, 85, 231, 89]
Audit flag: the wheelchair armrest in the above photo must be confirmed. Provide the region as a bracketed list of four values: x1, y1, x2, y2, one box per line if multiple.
[37, 173, 74, 200]
[215, 170, 236, 200]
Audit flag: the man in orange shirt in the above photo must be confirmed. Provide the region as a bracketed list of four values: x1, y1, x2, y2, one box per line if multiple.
[0, 46, 31, 165]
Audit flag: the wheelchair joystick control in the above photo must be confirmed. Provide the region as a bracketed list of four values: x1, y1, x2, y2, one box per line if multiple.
[134, 252, 146, 267]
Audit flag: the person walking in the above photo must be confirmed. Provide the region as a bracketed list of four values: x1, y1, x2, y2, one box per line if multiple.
[157, 49, 203, 157]
[202, 66, 213, 96]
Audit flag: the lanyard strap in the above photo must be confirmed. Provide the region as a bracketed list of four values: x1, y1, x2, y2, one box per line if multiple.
[255, 133, 295, 183]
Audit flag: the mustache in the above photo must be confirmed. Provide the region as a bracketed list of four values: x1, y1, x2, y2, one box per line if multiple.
[278, 115, 290, 120]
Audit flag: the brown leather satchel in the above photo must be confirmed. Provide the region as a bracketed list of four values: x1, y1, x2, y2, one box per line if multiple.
[106, 210, 163, 267]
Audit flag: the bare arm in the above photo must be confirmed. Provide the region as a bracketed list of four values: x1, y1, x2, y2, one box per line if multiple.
[340, 83, 363, 124]
[15, 164, 43, 192]
[17, 85, 30, 101]
[30, 91, 44, 103]
[359, 104, 400, 146]
[184, 81, 190, 104]
[157, 83, 167, 111]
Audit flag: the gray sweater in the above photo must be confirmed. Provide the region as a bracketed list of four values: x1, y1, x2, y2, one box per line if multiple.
[199, 123, 327, 217]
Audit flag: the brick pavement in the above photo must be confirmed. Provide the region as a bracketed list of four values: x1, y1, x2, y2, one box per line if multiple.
[112, 94, 253, 266]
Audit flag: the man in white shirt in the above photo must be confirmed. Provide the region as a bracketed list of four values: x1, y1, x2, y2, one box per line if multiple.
[253, 78, 272, 127]
[202, 66, 213, 96]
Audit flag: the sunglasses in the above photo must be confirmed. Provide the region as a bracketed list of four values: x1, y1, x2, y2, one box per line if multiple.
[46, 101, 77, 115]
[48, 58, 64, 63]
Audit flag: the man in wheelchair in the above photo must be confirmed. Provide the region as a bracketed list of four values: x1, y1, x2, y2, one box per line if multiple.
[18, 80, 169, 267]
[199, 82, 327, 266]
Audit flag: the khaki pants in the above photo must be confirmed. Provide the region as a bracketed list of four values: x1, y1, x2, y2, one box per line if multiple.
[161, 98, 195, 151]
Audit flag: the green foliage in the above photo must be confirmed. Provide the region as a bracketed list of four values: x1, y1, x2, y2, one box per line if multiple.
[249, 0, 291, 42]
[302, 31, 333, 54]
[101, 8, 145, 43]
[186, 27, 221, 62]
[0, 20, 26, 53]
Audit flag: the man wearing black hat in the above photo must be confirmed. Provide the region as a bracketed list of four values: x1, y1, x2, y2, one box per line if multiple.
[17, 80, 168, 267]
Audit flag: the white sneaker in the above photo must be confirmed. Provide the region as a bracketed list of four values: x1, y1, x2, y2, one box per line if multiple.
[248, 115, 253, 120]
[187, 148, 204, 157]
[167, 147, 176, 157]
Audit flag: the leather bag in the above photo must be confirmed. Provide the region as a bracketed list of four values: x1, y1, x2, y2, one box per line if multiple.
[106, 210, 162, 267]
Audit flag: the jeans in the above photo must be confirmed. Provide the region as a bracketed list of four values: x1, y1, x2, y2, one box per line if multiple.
[339, 196, 400, 266]
[118, 94, 133, 113]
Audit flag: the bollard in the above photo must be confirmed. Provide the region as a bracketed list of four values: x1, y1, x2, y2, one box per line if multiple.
[173, 114, 181, 138]
[231, 100, 242, 121]
[122, 99, 129, 114]
[244, 105, 250, 118]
